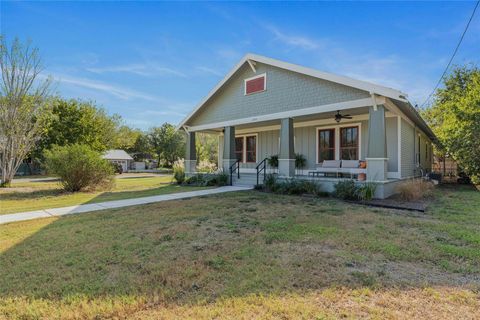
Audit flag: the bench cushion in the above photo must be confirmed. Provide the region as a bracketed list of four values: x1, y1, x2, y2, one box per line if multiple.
[341, 160, 360, 168]
[322, 160, 341, 168]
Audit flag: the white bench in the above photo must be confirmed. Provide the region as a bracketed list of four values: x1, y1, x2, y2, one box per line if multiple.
[309, 160, 366, 179]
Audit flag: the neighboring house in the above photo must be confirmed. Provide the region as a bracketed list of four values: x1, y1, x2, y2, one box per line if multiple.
[178, 54, 437, 198]
[102, 150, 133, 172]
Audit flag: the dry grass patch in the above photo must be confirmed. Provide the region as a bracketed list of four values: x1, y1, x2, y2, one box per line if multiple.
[395, 179, 435, 201]
[0, 185, 479, 319]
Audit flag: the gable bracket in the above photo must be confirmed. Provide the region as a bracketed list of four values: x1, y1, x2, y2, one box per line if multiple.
[247, 59, 256, 73]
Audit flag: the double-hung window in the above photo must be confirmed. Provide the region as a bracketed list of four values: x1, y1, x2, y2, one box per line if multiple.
[340, 126, 359, 160]
[318, 129, 335, 162]
[317, 125, 360, 163]
[235, 137, 244, 162]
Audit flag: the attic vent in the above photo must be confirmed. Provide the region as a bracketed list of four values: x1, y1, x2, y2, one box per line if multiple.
[244, 73, 266, 95]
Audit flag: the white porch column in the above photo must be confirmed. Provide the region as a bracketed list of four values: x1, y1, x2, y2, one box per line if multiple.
[185, 131, 196, 176]
[222, 126, 237, 173]
[366, 105, 388, 181]
[278, 118, 295, 177]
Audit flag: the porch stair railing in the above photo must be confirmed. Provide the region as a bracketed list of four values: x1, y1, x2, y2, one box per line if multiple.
[256, 157, 268, 185]
[229, 159, 241, 186]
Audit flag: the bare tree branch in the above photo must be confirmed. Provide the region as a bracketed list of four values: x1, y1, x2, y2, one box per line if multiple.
[0, 37, 51, 187]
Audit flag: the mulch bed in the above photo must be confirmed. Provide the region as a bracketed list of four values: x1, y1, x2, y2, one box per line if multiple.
[354, 197, 430, 212]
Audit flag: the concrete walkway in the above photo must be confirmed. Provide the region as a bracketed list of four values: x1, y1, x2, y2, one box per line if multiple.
[12, 174, 168, 183]
[0, 186, 252, 225]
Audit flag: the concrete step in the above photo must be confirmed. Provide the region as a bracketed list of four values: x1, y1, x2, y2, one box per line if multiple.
[232, 174, 264, 186]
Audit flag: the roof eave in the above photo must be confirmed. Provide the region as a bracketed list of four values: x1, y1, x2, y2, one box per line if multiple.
[177, 53, 411, 130]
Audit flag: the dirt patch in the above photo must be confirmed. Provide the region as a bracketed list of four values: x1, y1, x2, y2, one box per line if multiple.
[0, 187, 36, 193]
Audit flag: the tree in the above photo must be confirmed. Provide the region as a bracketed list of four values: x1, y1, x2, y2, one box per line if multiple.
[127, 132, 153, 161]
[196, 132, 218, 165]
[0, 38, 51, 187]
[114, 125, 142, 151]
[148, 123, 185, 167]
[33, 98, 121, 159]
[423, 65, 480, 184]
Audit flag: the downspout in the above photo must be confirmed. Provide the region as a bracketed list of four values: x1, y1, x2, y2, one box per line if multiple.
[413, 124, 417, 176]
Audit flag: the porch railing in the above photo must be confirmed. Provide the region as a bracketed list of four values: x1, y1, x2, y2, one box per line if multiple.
[256, 157, 268, 185]
[229, 159, 240, 185]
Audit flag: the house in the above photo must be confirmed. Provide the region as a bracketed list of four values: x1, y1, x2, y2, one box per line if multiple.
[178, 54, 437, 198]
[102, 150, 133, 172]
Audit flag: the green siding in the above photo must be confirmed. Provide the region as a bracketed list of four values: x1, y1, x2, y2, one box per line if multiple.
[188, 62, 370, 127]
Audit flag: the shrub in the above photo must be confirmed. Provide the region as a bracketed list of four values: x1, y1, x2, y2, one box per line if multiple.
[471, 175, 480, 185]
[334, 180, 359, 200]
[263, 175, 322, 196]
[173, 159, 185, 184]
[216, 172, 229, 186]
[358, 182, 377, 201]
[396, 179, 435, 201]
[185, 172, 228, 187]
[44, 144, 114, 192]
[197, 159, 217, 173]
[111, 162, 123, 174]
[185, 174, 207, 185]
[276, 179, 318, 195]
[264, 174, 278, 192]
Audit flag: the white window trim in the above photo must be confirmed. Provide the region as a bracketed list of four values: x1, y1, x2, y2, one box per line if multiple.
[315, 122, 362, 164]
[244, 73, 266, 96]
[235, 133, 259, 163]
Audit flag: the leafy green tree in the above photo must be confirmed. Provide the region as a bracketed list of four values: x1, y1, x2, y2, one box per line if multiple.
[128, 132, 153, 161]
[196, 132, 218, 164]
[114, 125, 142, 151]
[148, 123, 185, 167]
[423, 65, 480, 184]
[33, 98, 120, 159]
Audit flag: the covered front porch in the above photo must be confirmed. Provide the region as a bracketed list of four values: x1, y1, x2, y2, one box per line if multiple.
[185, 96, 403, 186]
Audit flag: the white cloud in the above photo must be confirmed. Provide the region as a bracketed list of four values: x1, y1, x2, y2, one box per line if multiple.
[143, 110, 188, 117]
[49, 73, 161, 101]
[195, 66, 223, 77]
[266, 25, 322, 50]
[86, 63, 186, 78]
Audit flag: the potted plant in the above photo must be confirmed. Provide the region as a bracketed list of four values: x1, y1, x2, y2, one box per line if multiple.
[295, 153, 306, 175]
[268, 155, 278, 173]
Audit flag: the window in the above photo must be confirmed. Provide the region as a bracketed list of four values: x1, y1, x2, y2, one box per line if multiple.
[340, 126, 359, 160]
[235, 135, 257, 163]
[235, 137, 244, 162]
[245, 135, 257, 162]
[245, 74, 266, 95]
[318, 129, 335, 162]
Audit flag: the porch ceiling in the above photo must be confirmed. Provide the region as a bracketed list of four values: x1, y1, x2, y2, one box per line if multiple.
[196, 106, 371, 133]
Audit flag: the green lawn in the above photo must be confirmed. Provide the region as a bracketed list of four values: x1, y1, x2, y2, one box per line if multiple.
[0, 185, 479, 319]
[0, 175, 208, 215]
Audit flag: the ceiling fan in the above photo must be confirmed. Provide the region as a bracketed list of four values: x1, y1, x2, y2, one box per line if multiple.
[334, 110, 352, 123]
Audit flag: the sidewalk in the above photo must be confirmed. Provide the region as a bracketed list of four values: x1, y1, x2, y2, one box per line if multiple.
[0, 186, 252, 225]
[12, 173, 168, 183]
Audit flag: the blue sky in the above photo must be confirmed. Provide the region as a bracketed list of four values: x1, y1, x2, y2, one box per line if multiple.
[2, 1, 479, 130]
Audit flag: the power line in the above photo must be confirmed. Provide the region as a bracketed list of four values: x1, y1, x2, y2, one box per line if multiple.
[419, 0, 480, 108]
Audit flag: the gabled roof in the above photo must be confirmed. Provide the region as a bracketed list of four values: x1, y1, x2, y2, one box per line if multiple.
[102, 149, 133, 161]
[178, 53, 409, 129]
